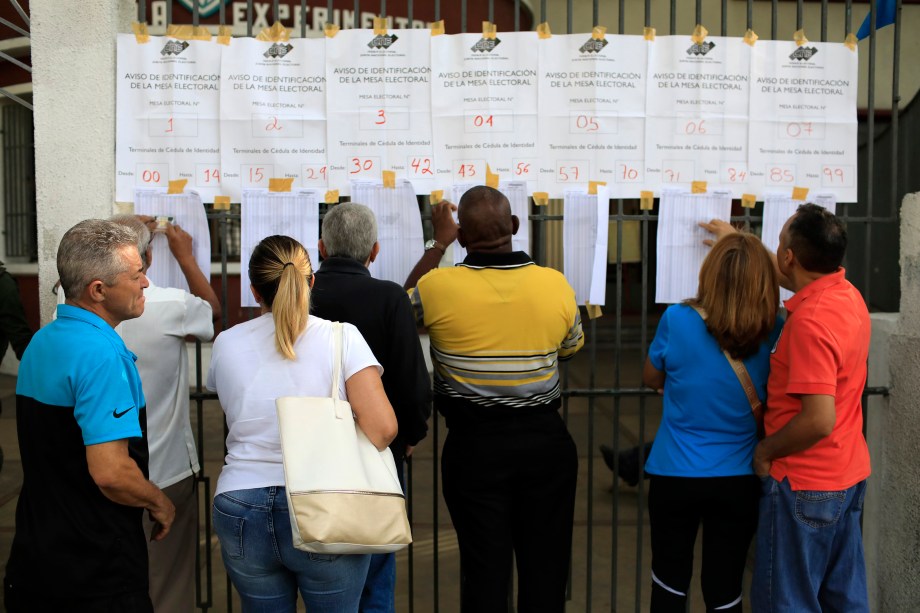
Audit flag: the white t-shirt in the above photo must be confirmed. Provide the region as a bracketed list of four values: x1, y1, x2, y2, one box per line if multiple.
[207, 313, 381, 496]
[117, 282, 213, 487]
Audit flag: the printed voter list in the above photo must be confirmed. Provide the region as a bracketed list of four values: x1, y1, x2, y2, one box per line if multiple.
[645, 35, 751, 196]
[748, 41, 857, 202]
[116, 35, 222, 202]
[431, 31, 539, 190]
[220, 37, 327, 201]
[325, 28, 434, 196]
[537, 31, 647, 198]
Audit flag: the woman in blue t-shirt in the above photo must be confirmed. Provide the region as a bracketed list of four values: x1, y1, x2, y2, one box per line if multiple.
[644, 233, 783, 613]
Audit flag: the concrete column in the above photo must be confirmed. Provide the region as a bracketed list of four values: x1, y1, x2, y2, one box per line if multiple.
[864, 312, 897, 611]
[31, 0, 135, 324]
[877, 192, 920, 611]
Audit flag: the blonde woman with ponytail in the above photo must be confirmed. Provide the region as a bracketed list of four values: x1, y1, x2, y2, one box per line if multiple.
[207, 235, 396, 612]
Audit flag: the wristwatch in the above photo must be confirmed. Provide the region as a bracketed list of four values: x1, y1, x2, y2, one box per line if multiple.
[424, 239, 446, 253]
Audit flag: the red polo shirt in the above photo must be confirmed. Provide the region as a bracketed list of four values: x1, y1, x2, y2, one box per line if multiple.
[766, 268, 871, 491]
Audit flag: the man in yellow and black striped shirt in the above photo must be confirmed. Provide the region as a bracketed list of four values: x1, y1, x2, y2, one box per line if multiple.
[405, 186, 584, 613]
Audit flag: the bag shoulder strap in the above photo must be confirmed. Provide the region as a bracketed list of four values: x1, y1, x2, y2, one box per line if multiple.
[688, 304, 763, 415]
[330, 321, 344, 401]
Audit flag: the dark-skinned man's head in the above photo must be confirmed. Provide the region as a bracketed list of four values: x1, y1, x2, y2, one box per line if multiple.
[457, 186, 520, 253]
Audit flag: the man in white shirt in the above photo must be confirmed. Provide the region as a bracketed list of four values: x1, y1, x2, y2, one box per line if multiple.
[112, 215, 220, 612]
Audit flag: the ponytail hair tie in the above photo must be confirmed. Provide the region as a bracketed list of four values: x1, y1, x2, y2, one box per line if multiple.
[282, 262, 295, 269]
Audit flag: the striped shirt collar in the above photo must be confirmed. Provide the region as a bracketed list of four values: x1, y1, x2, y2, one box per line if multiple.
[459, 251, 535, 270]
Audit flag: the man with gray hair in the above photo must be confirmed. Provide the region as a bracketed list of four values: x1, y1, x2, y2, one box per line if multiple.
[311, 202, 431, 613]
[109, 215, 219, 612]
[4, 219, 174, 612]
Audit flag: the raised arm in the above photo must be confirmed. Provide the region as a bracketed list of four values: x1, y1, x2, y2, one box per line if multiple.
[165, 223, 222, 320]
[404, 201, 459, 290]
[698, 219, 793, 291]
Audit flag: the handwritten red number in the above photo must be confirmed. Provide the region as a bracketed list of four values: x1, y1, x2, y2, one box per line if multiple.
[684, 120, 707, 135]
[350, 158, 373, 174]
[411, 158, 433, 175]
[769, 168, 794, 183]
[823, 167, 845, 183]
[576, 115, 599, 132]
[306, 166, 327, 180]
[619, 164, 638, 181]
[786, 122, 813, 138]
[266, 117, 283, 132]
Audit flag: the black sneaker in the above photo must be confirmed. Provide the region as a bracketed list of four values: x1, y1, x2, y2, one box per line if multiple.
[600, 443, 653, 487]
[600, 444, 616, 471]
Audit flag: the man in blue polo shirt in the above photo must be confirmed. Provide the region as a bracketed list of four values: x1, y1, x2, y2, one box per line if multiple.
[3, 219, 175, 612]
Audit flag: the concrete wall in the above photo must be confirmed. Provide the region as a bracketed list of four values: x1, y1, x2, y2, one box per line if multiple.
[877, 193, 920, 611]
[31, 0, 135, 324]
[864, 312, 897, 611]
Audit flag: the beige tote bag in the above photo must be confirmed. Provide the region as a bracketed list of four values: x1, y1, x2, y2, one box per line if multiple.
[276, 322, 412, 554]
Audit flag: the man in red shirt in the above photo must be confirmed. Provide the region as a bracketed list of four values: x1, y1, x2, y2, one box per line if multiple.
[704, 204, 871, 613]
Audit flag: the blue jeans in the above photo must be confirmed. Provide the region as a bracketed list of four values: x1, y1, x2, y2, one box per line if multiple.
[358, 456, 405, 612]
[752, 477, 869, 613]
[213, 487, 371, 613]
[359, 553, 396, 613]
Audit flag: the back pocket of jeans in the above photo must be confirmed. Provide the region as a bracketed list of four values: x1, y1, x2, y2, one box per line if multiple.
[794, 489, 846, 528]
[213, 503, 245, 559]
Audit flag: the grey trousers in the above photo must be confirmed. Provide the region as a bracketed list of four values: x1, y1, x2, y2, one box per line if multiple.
[143, 476, 198, 613]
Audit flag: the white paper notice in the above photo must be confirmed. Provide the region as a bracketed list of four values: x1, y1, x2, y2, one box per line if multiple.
[431, 32, 539, 190]
[646, 36, 751, 195]
[116, 35, 222, 202]
[220, 38, 327, 201]
[655, 190, 732, 304]
[761, 192, 835, 303]
[239, 189, 320, 307]
[749, 41, 858, 202]
[564, 186, 610, 306]
[538, 34, 647, 198]
[448, 182, 531, 265]
[351, 180, 424, 285]
[134, 189, 211, 291]
[447, 183, 474, 265]
[325, 29, 434, 196]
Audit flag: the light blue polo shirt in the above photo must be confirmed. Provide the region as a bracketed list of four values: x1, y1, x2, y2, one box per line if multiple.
[17, 303, 145, 444]
[8, 303, 150, 596]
